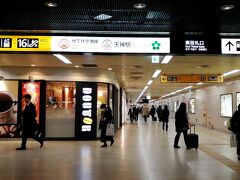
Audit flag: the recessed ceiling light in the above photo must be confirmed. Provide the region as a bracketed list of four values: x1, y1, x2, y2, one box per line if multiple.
[75, 66, 79, 68]
[108, 67, 112, 71]
[94, 14, 112, 21]
[31, 64, 36, 67]
[221, 5, 235, 11]
[133, 3, 146, 9]
[44, 1, 57, 7]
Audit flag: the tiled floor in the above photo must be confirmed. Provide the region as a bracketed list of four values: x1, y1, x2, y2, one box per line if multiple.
[1, 118, 240, 180]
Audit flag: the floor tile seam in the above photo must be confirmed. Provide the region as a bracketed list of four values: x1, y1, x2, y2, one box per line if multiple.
[199, 145, 240, 173]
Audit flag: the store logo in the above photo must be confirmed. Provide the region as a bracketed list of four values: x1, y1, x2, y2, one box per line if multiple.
[59, 39, 70, 49]
[152, 41, 161, 50]
[81, 87, 93, 131]
[102, 39, 112, 50]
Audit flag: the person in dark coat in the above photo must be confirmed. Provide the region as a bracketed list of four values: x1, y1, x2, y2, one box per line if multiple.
[149, 105, 156, 121]
[232, 104, 240, 160]
[173, 102, 189, 148]
[157, 105, 163, 122]
[162, 105, 170, 131]
[99, 104, 114, 147]
[16, 94, 43, 150]
[128, 105, 134, 122]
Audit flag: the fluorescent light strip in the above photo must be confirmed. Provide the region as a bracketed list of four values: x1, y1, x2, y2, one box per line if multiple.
[161, 55, 173, 64]
[53, 54, 72, 64]
[147, 80, 153, 85]
[223, 69, 240, 77]
[152, 69, 161, 78]
[196, 82, 203, 85]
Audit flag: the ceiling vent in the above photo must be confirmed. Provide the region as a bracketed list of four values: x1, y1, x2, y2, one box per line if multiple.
[130, 76, 141, 80]
[130, 72, 143, 75]
[81, 64, 98, 68]
[133, 65, 143, 68]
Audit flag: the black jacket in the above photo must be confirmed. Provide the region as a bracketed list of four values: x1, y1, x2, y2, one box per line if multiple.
[175, 110, 188, 132]
[22, 102, 37, 130]
[162, 109, 170, 122]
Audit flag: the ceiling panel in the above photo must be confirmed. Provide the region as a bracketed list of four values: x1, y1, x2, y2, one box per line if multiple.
[1, 53, 240, 102]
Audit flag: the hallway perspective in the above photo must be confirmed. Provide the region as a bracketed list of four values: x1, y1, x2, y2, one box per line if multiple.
[1, 119, 240, 180]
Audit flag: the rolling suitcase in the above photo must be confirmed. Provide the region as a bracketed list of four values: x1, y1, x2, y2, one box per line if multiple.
[185, 125, 199, 149]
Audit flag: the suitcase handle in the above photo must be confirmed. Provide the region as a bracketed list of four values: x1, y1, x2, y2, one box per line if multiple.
[189, 124, 195, 134]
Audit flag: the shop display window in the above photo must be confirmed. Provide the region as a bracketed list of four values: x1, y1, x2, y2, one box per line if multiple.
[45, 82, 76, 137]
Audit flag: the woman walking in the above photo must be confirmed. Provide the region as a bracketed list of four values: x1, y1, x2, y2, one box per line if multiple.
[173, 102, 190, 148]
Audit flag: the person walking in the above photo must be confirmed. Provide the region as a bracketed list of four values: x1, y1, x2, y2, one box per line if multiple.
[149, 105, 156, 121]
[162, 105, 170, 131]
[157, 105, 163, 122]
[173, 102, 190, 148]
[99, 104, 114, 147]
[232, 104, 240, 160]
[16, 94, 43, 150]
[141, 104, 149, 122]
[128, 105, 134, 122]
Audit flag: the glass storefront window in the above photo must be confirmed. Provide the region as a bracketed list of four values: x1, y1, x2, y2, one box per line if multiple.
[96, 83, 108, 137]
[46, 82, 76, 138]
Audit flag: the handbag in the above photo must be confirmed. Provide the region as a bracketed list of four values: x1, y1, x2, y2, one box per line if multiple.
[106, 123, 114, 136]
[230, 133, 237, 147]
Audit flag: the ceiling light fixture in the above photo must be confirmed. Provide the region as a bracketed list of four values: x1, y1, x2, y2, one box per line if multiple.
[147, 80, 153, 85]
[133, 3, 146, 9]
[53, 54, 72, 64]
[196, 82, 203, 85]
[152, 69, 161, 78]
[31, 64, 36, 67]
[75, 65, 79, 68]
[94, 14, 112, 21]
[44, 1, 57, 7]
[108, 67, 112, 71]
[161, 55, 173, 64]
[223, 69, 240, 77]
[221, 5, 235, 11]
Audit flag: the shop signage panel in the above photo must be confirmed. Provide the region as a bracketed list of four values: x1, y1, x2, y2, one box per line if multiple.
[0, 36, 51, 51]
[51, 36, 170, 53]
[221, 38, 240, 54]
[75, 82, 97, 140]
[160, 74, 223, 83]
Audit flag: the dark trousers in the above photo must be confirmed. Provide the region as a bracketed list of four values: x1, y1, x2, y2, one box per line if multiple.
[174, 130, 188, 146]
[21, 129, 42, 148]
[162, 122, 168, 131]
[236, 133, 240, 156]
[143, 115, 148, 122]
[100, 127, 114, 145]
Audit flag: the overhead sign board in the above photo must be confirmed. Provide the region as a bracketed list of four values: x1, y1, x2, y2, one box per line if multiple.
[51, 36, 170, 53]
[170, 34, 221, 54]
[160, 74, 224, 83]
[185, 39, 207, 52]
[0, 35, 170, 53]
[221, 38, 240, 54]
[0, 36, 51, 51]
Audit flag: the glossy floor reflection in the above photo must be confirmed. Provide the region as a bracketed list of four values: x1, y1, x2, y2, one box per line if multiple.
[1, 118, 240, 180]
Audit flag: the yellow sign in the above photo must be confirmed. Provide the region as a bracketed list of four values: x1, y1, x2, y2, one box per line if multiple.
[160, 74, 224, 83]
[0, 35, 51, 51]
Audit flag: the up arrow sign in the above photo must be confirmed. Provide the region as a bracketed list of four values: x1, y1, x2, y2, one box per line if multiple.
[221, 38, 240, 54]
[225, 41, 234, 51]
